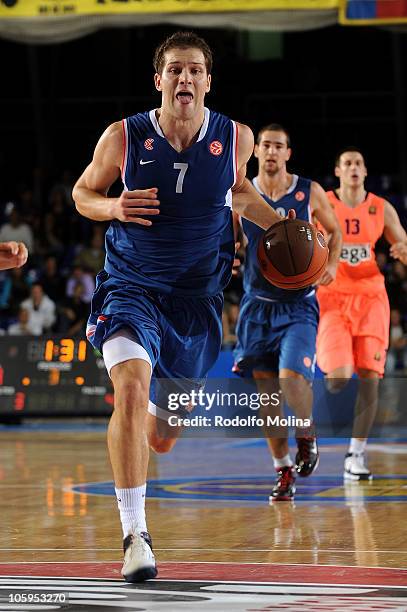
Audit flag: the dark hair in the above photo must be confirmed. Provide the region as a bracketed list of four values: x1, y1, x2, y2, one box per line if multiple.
[257, 123, 291, 147]
[153, 31, 213, 75]
[335, 146, 365, 167]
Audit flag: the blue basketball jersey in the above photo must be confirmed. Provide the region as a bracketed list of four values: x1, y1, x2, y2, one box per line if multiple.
[104, 107, 237, 297]
[242, 175, 314, 302]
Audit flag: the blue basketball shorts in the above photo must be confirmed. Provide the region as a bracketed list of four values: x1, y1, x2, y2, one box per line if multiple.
[234, 293, 319, 380]
[86, 271, 223, 414]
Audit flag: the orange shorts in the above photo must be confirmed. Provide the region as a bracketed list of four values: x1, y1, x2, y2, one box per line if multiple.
[316, 290, 390, 375]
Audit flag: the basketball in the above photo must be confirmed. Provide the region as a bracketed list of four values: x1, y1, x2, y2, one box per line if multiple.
[257, 218, 328, 290]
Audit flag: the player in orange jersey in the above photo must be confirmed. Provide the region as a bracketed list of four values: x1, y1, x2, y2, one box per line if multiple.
[317, 147, 407, 480]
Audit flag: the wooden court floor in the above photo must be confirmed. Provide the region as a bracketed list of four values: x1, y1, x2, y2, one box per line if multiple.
[0, 424, 406, 610]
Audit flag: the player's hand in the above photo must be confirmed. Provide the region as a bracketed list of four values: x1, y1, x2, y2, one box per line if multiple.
[112, 188, 160, 225]
[287, 209, 296, 220]
[316, 262, 337, 286]
[232, 241, 241, 276]
[0, 241, 28, 270]
[390, 241, 407, 265]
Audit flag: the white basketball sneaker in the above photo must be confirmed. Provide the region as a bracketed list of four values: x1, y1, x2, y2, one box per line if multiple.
[344, 452, 372, 481]
[122, 530, 157, 582]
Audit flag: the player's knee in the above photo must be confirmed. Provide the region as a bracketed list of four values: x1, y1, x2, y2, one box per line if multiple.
[279, 373, 308, 396]
[356, 368, 380, 380]
[113, 378, 149, 415]
[325, 378, 348, 394]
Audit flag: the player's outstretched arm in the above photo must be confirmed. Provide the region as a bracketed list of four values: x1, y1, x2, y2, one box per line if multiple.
[310, 182, 342, 285]
[231, 123, 282, 230]
[384, 200, 407, 264]
[0, 241, 28, 271]
[72, 122, 160, 226]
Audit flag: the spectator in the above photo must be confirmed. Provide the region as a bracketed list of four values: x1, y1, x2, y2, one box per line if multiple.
[386, 261, 407, 313]
[376, 251, 389, 275]
[39, 255, 66, 303]
[0, 208, 34, 254]
[49, 170, 75, 209]
[41, 190, 72, 256]
[7, 266, 31, 316]
[0, 271, 11, 311]
[21, 282, 56, 333]
[66, 265, 95, 304]
[57, 282, 88, 335]
[74, 226, 105, 275]
[18, 187, 38, 221]
[386, 309, 407, 374]
[8, 307, 41, 336]
[31, 213, 46, 257]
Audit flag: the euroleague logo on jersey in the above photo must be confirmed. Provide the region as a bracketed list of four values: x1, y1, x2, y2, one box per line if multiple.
[209, 140, 223, 156]
[144, 138, 154, 151]
[295, 191, 305, 201]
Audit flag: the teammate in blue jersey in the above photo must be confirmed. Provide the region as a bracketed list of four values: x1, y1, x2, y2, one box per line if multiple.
[73, 33, 284, 582]
[233, 123, 341, 501]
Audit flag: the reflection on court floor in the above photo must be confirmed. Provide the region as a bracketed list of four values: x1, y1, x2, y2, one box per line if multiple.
[0, 428, 406, 611]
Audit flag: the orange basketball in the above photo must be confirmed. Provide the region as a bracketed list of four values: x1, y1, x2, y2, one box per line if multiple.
[258, 218, 328, 290]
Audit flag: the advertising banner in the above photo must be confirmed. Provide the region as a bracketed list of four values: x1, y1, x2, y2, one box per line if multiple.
[0, 0, 339, 19]
[340, 0, 407, 25]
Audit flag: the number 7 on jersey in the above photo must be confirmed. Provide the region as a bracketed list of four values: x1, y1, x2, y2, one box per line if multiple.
[173, 163, 188, 194]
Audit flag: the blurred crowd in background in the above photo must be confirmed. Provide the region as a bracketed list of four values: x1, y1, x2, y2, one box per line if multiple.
[0, 169, 406, 373]
[0, 170, 105, 338]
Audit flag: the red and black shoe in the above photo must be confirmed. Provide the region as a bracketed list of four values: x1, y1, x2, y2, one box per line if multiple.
[269, 466, 296, 502]
[295, 435, 319, 477]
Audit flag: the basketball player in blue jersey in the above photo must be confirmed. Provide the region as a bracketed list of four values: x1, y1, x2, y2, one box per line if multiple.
[73, 32, 285, 582]
[0, 241, 28, 270]
[233, 124, 342, 501]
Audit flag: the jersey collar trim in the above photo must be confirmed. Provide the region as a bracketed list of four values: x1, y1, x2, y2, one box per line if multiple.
[197, 107, 210, 141]
[149, 107, 210, 141]
[333, 189, 370, 205]
[287, 174, 299, 194]
[252, 174, 299, 200]
[149, 109, 165, 137]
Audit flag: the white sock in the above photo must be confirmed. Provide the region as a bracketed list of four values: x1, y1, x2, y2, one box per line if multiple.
[273, 453, 293, 470]
[115, 484, 147, 537]
[349, 438, 367, 455]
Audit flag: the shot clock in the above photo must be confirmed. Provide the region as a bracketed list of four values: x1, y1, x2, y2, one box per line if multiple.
[0, 336, 113, 417]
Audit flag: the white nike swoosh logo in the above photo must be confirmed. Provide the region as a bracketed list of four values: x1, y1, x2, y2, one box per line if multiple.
[140, 159, 156, 165]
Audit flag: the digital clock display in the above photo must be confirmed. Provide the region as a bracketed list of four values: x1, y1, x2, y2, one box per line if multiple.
[0, 336, 113, 416]
[25, 338, 88, 363]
